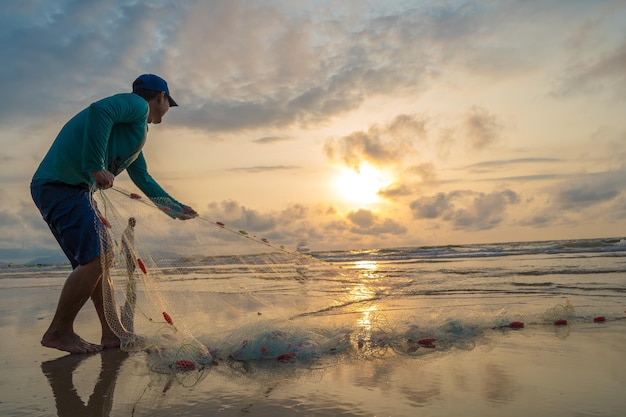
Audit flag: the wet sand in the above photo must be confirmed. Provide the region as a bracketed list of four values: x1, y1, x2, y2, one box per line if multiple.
[1, 280, 625, 417]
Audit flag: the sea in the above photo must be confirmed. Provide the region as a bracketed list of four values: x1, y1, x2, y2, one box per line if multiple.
[313, 237, 626, 321]
[4, 236, 625, 333]
[3, 236, 626, 317]
[1, 236, 626, 417]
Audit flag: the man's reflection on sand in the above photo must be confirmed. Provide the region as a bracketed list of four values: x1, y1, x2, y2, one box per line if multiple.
[41, 350, 128, 417]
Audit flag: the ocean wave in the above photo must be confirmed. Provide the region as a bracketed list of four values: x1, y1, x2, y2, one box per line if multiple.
[314, 238, 626, 263]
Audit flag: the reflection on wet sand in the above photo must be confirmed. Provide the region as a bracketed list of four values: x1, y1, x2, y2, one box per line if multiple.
[41, 350, 128, 417]
[482, 363, 517, 404]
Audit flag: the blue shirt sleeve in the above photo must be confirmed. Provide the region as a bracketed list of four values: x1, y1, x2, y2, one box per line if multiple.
[126, 152, 184, 218]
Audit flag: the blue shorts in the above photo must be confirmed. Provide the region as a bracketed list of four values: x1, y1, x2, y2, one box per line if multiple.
[30, 180, 110, 269]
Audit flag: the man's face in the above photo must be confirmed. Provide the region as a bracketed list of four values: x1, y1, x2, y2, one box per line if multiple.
[147, 92, 170, 124]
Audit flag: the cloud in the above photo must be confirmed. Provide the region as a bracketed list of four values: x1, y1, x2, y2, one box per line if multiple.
[463, 158, 562, 173]
[478, 174, 559, 183]
[410, 192, 454, 220]
[410, 189, 519, 230]
[206, 199, 277, 232]
[409, 163, 438, 182]
[0, 199, 61, 263]
[514, 170, 626, 228]
[0, 1, 188, 123]
[279, 203, 310, 224]
[385, 114, 429, 142]
[379, 183, 413, 199]
[6, 0, 611, 135]
[7, 0, 523, 132]
[3, 0, 622, 135]
[375, 163, 437, 202]
[556, 185, 619, 208]
[459, 158, 563, 183]
[324, 131, 402, 169]
[252, 136, 295, 145]
[323, 114, 425, 169]
[550, 171, 626, 210]
[608, 196, 626, 220]
[463, 106, 503, 150]
[163, 1, 442, 133]
[553, 40, 626, 99]
[227, 165, 299, 173]
[517, 212, 559, 228]
[324, 106, 507, 176]
[346, 209, 407, 236]
[203, 200, 316, 243]
[205, 198, 408, 244]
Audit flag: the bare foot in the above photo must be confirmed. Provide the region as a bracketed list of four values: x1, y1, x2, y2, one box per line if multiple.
[41, 330, 103, 354]
[101, 332, 121, 349]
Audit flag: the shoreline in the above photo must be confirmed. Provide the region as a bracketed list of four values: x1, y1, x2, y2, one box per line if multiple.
[2, 282, 625, 417]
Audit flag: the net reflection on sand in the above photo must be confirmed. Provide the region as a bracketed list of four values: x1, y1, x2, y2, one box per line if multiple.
[37, 322, 626, 417]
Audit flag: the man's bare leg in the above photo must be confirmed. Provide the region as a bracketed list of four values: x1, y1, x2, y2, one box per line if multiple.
[41, 257, 104, 354]
[91, 270, 123, 349]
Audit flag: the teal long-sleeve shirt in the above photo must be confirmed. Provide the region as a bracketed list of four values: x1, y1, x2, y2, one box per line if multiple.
[33, 93, 183, 217]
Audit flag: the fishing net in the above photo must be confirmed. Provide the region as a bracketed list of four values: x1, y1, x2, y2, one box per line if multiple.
[92, 187, 358, 374]
[90, 186, 497, 388]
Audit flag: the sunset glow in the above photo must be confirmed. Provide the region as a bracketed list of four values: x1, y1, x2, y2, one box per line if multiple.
[334, 163, 393, 206]
[2, 1, 626, 262]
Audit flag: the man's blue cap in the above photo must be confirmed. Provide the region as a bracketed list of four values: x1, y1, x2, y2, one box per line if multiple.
[132, 74, 178, 107]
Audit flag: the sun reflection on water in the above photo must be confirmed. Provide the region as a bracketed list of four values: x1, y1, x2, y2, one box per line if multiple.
[354, 260, 378, 270]
[352, 260, 383, 279]
[340, 260, 395, 354]
[348, 281, 377, 301]
[356, 305, 377, 328]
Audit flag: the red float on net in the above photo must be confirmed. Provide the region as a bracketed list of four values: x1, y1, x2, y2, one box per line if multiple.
[277, 352, 296, 362]
[99, 216, 111, 228]
[175, 359, 196, 370]
[418, 338, 436, 347]
[137, 258, 147, 274]
[163, 311, 173, 325]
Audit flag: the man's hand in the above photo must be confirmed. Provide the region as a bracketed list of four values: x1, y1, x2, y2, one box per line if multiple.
[177, 205, 198, 220]
[92, 170, 115, 189]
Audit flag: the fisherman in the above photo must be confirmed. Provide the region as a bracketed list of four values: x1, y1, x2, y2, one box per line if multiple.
[31, 74, 197, 354]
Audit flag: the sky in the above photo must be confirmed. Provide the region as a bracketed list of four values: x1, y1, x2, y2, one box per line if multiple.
[1, 0, 626, 263]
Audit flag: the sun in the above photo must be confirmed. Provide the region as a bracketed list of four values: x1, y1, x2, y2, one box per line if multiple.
[333, 162, 392, 206]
